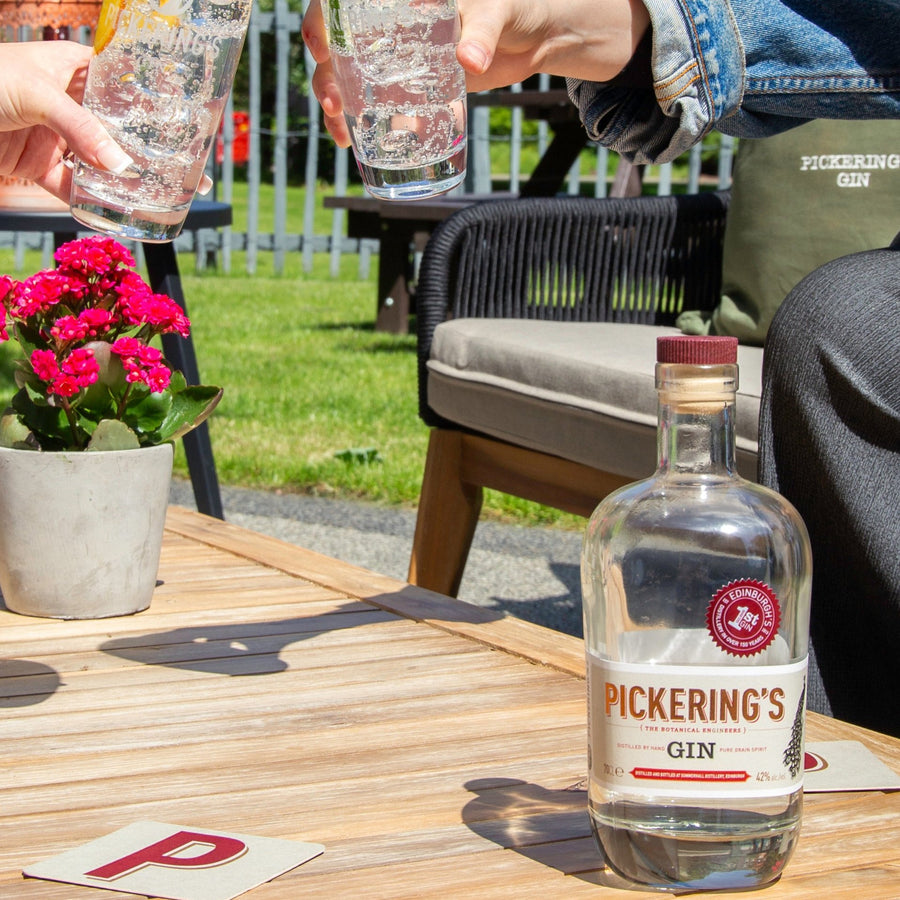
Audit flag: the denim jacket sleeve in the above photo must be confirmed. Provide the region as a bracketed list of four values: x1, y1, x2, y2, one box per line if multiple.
[567, 0, 900, 164]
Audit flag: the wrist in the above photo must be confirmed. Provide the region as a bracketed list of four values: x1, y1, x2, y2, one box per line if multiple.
[540, 0, 649, 82]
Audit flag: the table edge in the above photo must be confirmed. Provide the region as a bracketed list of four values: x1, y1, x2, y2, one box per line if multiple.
[0, 199, 232, 233]
[163, 506, 900, 757]
[164, 505, 587, 678]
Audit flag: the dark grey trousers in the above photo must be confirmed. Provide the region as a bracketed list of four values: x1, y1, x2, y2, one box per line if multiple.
[759, 234, 900, 737]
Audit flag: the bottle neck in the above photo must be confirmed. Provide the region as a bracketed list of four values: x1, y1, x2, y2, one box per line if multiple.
[655, 362, 738, 478]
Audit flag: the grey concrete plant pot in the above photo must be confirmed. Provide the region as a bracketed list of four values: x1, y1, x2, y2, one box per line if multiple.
[0, 442, 173, 618]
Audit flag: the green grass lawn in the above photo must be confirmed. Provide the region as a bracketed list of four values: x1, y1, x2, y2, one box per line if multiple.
[0, 206, 584, 529]
[178, 251, 426, 505]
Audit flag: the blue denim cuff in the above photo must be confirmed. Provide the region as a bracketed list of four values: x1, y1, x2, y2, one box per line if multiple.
[568, 0, 744, 163]
[567, 0, 900, 163]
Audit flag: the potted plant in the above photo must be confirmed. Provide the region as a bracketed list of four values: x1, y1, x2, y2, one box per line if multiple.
[0, 235, 222, 618]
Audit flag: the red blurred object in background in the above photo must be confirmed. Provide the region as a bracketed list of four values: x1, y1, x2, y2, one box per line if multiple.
[216, 111, 250, 166]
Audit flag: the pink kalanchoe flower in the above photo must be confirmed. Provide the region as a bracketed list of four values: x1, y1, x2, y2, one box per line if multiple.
[144, 364, 171, 393]
[61, 347, 100, 387]
[54, 236, 135, 276]
[137, 344, 163, 365]
[59, 272, 89, 302]
[51, 315, 90, 342]
[0, 235, 215, 450]
[121, 359, 144, 384]
[110, 336, 144, 358]
[115, 269, 153, 299]
[0, 273, 14, 303]
[120, 291, 190, 337]
[13, 271, 70, 318]
[0, 275, 11, 341]
[31, 349, 60, 381]
[50, 372, 80, 397]
[78, 307, 115, 335]
[95, 237, 136, 269]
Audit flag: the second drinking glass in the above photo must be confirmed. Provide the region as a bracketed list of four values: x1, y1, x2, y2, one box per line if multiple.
[323, 0, 467, 201]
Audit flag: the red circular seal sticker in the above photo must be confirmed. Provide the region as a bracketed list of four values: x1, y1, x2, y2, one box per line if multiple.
[706, 579, 781, 657]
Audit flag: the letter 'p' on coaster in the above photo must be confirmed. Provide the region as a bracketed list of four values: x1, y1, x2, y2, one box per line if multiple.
[24, 821, 324, 900]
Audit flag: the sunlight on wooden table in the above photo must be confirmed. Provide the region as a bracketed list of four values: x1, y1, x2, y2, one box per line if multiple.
[2, 507, 899, 898]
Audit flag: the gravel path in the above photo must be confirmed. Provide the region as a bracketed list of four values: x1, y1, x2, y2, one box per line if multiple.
[170, 480, 584, 637]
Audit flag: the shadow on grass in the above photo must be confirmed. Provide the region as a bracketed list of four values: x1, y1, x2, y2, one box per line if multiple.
[311, 321, 376, 332]
[310, 319, 420, 352]
[333, 339, 417, 356]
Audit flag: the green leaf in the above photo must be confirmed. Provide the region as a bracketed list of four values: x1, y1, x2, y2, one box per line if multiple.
[0, 408, 36, 450]
[79, 380, 118, 418]
[124, 389, 172, 434]
[153, 384, 223, 443]
[11, 387, 74, 450]
[86, 419, 141, 451]
[168, 369, 188, 393]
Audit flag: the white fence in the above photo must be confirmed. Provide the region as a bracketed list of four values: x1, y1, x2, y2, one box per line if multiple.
[1, 0, 734, 275]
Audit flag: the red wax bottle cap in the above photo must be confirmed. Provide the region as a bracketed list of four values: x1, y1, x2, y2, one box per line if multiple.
[657, 335, 738, 365]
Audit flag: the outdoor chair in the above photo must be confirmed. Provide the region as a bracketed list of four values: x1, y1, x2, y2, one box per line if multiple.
[407, 191, 767, 597]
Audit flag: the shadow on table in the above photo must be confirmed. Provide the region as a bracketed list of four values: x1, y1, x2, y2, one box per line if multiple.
[98, 601, 391, 676]
[461, 777, 645, 891]
[479, 560, 583, 638]
[0, 659, 61, 707]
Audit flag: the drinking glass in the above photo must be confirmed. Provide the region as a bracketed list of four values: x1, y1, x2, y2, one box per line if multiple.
[70, 0, 253, 242]
[323, 0, 467, 201]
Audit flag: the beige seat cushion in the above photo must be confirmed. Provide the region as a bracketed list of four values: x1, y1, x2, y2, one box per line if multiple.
[427, 320, 763, 482]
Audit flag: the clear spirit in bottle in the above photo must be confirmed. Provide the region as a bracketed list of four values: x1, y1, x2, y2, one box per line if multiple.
[581, 335, 811, 891]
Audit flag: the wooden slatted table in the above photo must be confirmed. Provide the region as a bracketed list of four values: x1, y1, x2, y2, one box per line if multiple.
[2, 506, 899, 898]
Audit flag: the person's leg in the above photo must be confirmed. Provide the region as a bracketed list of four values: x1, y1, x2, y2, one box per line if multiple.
[759, 236, 900, 737]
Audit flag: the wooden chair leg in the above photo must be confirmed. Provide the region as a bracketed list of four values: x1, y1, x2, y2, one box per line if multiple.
[408, 429, 483, 597]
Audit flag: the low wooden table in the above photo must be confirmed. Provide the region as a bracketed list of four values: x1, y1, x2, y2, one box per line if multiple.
[323, 192, 505, 333]
[3, 507, 899, 898]
[326, 88, 589, 334]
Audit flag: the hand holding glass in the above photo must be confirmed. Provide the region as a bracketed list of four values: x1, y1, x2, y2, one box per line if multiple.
[70, 0, 252, 242]
[323, 0, 467, 201]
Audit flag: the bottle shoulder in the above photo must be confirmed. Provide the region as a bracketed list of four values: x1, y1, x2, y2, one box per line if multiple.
[590, 473, 808, 530]
[585, 473, 812, 572]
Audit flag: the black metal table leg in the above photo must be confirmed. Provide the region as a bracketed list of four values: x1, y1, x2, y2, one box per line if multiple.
[144, 242, 224, 520]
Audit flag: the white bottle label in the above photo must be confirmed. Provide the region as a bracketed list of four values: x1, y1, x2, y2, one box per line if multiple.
[588, 654, 808, 800]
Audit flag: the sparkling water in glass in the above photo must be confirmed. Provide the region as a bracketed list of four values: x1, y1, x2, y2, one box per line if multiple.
[70, 0, 252, 242]
[324, 0, 467, 201]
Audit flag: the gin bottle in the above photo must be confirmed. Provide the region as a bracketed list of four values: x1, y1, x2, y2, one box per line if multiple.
[581, 335, 811, 891]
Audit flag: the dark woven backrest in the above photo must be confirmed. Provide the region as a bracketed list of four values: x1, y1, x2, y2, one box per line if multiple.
[416, 191, 730, 424]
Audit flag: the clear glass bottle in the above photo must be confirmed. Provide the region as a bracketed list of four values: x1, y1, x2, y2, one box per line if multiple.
[581, 335, 811, 891]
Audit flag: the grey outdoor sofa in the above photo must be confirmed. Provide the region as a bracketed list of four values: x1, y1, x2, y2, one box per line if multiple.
[407, 191, 765, 597]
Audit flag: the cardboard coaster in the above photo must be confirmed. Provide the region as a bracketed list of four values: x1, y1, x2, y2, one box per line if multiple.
[804, 741, 900, 793]
[24, 821, 324, 900]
